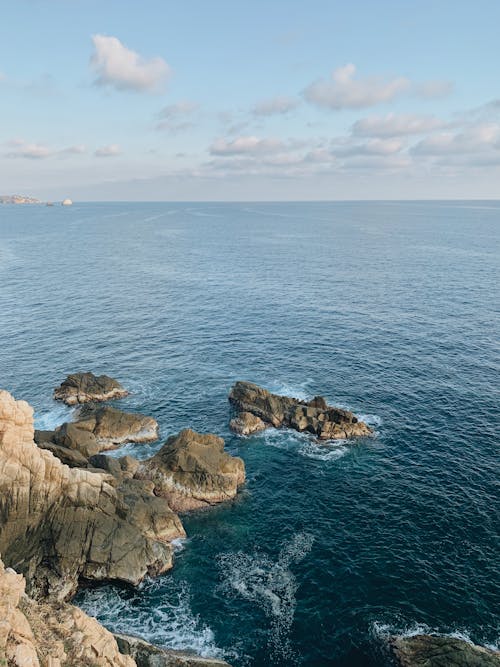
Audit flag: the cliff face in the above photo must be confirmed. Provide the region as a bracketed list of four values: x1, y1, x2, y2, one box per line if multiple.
[0, 389, 183, 601]
[0, 556, 134, 666]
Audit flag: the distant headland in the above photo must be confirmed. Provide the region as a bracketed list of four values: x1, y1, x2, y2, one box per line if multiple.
[1, 194, 73, 205]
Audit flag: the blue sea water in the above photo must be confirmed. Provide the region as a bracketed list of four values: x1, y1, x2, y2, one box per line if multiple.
[0, 201, 498, 666]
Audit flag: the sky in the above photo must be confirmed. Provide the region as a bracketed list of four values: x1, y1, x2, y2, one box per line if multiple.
[1, 0, 500, 201]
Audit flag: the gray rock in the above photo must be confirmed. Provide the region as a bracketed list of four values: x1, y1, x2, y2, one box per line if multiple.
[390, 634, 500, 666]
[54, 372, 128, 405]
[114, 633, 232, 667]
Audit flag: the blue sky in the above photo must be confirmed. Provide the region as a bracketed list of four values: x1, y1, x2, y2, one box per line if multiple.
[1, 0, 500, 200]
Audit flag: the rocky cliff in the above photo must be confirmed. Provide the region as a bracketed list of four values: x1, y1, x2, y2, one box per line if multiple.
[0, 556, 135, 666]
[0, 389, 183, 601]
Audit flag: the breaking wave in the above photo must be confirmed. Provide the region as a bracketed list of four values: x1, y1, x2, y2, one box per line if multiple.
[77, 578, 226, 659]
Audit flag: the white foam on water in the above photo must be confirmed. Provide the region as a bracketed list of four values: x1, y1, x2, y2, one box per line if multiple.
[261, 428, 350, 462]
[269, 380, 311, 401]
[298, 439, 349, 461]
[34, 404, 74, 430]
[77, 579, 226, 659]
[357, 413, 383, 428]
[217, 532, 314, 663]
[171, 537, 189, 552]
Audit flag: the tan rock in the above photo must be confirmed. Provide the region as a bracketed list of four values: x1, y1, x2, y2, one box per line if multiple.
[0, 556, 134, 666]
[229, 381, 372, 440]
[75, 404, 159, 447]
[137, 429, 245, 512]
[229, 412, 268, 436]
[0, 389, 183, 600]
[53, 372, 128, 406]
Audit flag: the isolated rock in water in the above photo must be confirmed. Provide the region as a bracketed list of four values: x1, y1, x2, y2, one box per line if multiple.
[115, 633, 233, 666]
[75, 404, 159, 447]
[137, 428, 245, 512]
[229, 411, 268, 436]
[0, 556, 135, 666]
[390, 634, 500, 666]
[229, 381, 372, 440]
[54, 371, 128, 405]
[0, 389, 184, 600]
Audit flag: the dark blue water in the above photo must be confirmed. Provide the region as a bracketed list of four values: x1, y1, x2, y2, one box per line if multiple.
[0, 201, 498, 665]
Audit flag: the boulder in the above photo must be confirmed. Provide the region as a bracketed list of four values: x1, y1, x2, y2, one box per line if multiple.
[137, 429, 245, 512]
[229, 381, 372, 440]
[54, 372, 128, 405]
[390, 635, 500, 666]
[75, 404, 159, 446]
[34, 405, 158, 464]
[89, 453, 140, 478]
[0, 556, 135, 666]
[0, 389, 184, 601]
[229, 411, 268, 436]
[115, 633, 233, 666]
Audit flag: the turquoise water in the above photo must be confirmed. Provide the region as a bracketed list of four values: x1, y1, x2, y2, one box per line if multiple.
[0, 201, 498, 665]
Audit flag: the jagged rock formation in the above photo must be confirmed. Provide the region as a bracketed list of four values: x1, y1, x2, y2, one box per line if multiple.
[390, 635, 500, 666]
[229, 381, 372, 440]
[54, 372, 128, 405]
[229, 411, 268, 436]
[115, 634, 232, 667]
[0, 389, 184, 601]
[137, 429, 245, 512]
[0, 556, 135, 666]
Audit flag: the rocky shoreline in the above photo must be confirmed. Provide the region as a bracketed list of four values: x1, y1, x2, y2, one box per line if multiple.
[1, 373, 497, 666]
[0, 373, 242, 666]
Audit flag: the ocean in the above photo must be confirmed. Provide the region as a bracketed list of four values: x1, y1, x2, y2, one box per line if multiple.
[0, 201, 498, 665]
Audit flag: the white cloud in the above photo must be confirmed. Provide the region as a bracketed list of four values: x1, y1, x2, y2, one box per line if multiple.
[252, 96, 299, 116]
[352, 113, 445, 137]
[5, 139, 86, 159]
[412, 123, 500, 155]
[210, 136, 287, 156]
[347, 138, 403, 155]
[94, 144, 121, 157]
[90, 34, 171, 93]
[303, 64, 410, 110]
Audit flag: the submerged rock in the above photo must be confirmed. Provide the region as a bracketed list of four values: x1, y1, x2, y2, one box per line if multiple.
[0, 556, 135, 666]
[137, 428, 245, 512]
[390, 634, 500, 666]
[0, 389, 183, 600]
[115, 633, 233, 666]
[229, 411, 268, 436]
[54, 371, 128, 405]
[229, 381, 372, 440]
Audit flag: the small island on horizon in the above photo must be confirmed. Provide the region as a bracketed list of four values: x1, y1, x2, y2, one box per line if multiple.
[1, 194, 73, 206]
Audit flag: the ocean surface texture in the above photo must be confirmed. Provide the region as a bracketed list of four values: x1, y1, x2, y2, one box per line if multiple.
[0, 201, 498, 666]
